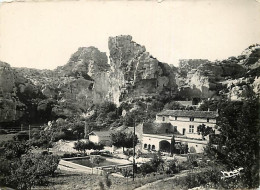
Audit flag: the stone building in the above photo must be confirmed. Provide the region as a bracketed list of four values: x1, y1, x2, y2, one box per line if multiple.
[139, 110, 218, 153]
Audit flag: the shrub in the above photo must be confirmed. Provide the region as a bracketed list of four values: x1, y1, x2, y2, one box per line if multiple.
[187, 154, 199, 167]
[177, 161, 192, 171]
[61, 153, 78, 158]
[3, 140, 30, 159]
[166, 160, 179, 174]
[140, 162, 156, 175]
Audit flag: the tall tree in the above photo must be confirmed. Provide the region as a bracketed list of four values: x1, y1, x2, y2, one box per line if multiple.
[170, 135, 176, 156]
[205, 99, 259, 188]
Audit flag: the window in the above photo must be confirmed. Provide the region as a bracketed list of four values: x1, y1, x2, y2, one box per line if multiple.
[162, 117, 165, 121]
[165, 129, 169, 133]
[175, 116, 177, 120]
[207, 118, 210, 122]
[190, 117, 194, 121]
[152, 145, 155, 150]
[144, 144, 147, 149]
[189, 125, 194, 133]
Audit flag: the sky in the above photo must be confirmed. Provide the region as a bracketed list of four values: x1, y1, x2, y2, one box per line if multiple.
[0, 0, 260, 69]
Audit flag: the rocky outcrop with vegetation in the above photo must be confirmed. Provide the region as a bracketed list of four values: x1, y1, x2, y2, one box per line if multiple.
[0, 37, 259, 127]
[0, 62, 47, 126]
[176, 44, 260, 100]
[108, 35, 178, 104]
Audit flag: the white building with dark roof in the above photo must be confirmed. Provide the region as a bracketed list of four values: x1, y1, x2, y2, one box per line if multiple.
[156, 110, 218, 139]
[140, 110, 218, 153]
[88, 131, 111, 145]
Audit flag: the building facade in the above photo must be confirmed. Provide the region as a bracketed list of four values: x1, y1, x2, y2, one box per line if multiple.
[88, 131, 111, 144]
[156, 110, 218, 139]
[141, 110, 218, 153]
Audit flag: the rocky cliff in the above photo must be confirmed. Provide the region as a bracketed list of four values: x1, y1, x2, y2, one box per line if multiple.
[1, 37, 259, 126]
[108, 35, 178, 104]
[55, 46, 110, 108]
[177, 44, 260, 101]
[0, 61, 46, 125]
[14, 47, 111, 119]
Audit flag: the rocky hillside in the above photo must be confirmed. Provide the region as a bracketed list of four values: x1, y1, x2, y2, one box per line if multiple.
[176, 44, 260, 101]
[0, 62, 48, 127]
[0, 37, 259, 127]
[14, 47, 111, 119]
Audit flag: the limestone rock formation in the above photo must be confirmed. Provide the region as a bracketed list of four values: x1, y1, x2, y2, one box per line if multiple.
[53, 47, 111, 117]
[177, 45, 260, 101]
[0, 61, 20, 122]
[13, 47, 111, 119]
[108, 35, 178, 104]
[1, 37, 259, 127]
[0, 62, 43, 124]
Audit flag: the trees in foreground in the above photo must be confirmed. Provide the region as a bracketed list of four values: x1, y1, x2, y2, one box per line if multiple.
[0, 140, 60, 190]
[205, 98, 259, 188]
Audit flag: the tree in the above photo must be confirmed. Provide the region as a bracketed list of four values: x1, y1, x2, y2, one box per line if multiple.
[111, 131, 138, 152]
[93, 143, 104, 151]
[1, 144, 60, 190]
[164, 101, 183, 110]
[197, 124, 214, 140]
[71, 121, 85, 140]
[125, 132, 138, 149]
[205, 99, 259, 188]
[170, 135, 176, 156]
[111, 132, 126, 151]
[73, 140, 94, 154]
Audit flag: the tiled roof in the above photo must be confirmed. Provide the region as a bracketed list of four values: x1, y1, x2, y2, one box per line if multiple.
[143, 123, 179, 135]
[89, 131, 110, 137]
[157, 110, 218, 119]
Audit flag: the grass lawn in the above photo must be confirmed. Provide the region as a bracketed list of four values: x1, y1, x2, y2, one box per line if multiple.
[33, 170, 133, 190]
[137, 177, 185, 190]
[32, 169, 173, 190]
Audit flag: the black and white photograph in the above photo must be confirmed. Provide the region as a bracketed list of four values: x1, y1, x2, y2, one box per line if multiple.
[0, 0, 259, 189]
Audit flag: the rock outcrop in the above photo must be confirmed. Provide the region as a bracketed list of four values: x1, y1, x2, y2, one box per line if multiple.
[177, 45, 260, 101]
[0, 61, 20, 122]
[14, 47, 111, 119]
[0, 62, 45, 124]
[54, 46, 110, 109]
[108, 35, 178, 104]
[1, 37, 259, 126]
